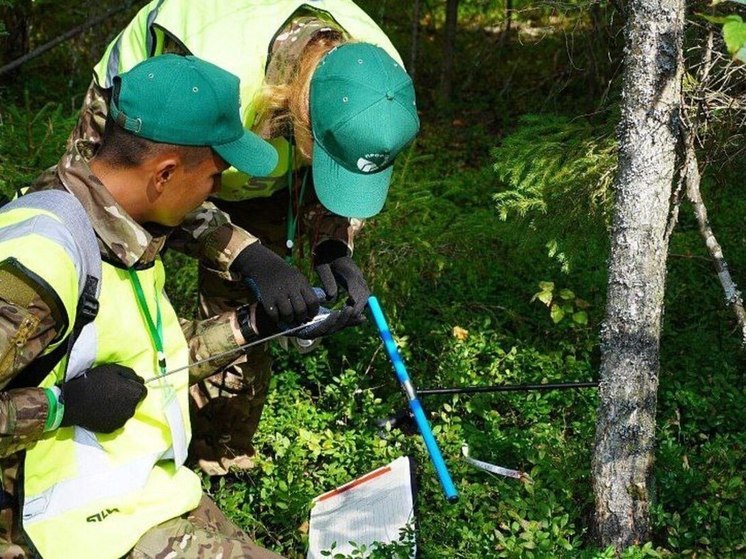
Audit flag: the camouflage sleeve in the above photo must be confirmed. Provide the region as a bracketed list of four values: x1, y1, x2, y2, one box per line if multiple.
[304, 202, 364, 258]
[167, 202, 259, 281]
[0, 271, 61, 386]
[180, 312, 248, 386]
[0, 270, 61, 457]
[0, 388, 49, 457]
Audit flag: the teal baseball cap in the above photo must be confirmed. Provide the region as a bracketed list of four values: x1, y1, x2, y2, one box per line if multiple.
[110, 54, 278, 176]
[310, 43, 419, 218]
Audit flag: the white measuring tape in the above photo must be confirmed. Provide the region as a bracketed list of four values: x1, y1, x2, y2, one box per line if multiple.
[462, 444, 523, 480]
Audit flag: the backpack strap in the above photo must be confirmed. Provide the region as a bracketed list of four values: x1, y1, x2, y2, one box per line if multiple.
[2, 190, 101, 389]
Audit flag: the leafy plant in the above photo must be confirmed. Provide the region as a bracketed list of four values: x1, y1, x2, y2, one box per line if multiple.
[321, 523, 416, 559]
[532, 281, 590, 326]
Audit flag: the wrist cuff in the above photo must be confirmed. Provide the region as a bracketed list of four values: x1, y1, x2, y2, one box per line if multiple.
[43, 386, 65, 432]
[236, 304, 256, 341]
[229, 241, 263, 274]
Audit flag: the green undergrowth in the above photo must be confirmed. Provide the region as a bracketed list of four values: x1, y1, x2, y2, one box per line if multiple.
[0, 97, 77, 198]
[203, 124, 745, 558]
[3, 93, 744, 558]
[205, 126, 615, 558]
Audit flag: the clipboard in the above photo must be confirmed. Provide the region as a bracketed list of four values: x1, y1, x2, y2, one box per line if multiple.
[307, 456, 417, 558]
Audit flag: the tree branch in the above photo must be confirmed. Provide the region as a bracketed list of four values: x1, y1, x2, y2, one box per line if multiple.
[680, 30, 746, 344]
[0, 3, 134, 77]
[683, 139, 746, 345]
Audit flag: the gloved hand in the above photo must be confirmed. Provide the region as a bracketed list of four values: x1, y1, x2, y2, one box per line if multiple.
[237, 296, 365, 342]
[293, 306, 366, 340]
[59, 364, 147, 433]
[314, 240, 370, 317]
[231, 242, 319, 325]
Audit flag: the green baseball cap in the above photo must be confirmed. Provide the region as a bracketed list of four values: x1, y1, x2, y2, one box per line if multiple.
[310, 43, 419, 218]
[110, 54, 278, 176]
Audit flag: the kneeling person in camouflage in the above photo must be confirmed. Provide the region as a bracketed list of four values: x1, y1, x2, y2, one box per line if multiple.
[0, 54, 288, 558]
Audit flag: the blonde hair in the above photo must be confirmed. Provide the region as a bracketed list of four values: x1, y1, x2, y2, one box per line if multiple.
[253, 30, 347, 161]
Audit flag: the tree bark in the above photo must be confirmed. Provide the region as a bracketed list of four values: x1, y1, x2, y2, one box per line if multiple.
[410, 0, 420, 80]
[592, 0, 684, 550]
[438, 0, 459, 105]
[0, 0, 32, 81]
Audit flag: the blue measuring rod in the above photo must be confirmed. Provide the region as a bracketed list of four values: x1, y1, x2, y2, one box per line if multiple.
[367, 295, 459, 503]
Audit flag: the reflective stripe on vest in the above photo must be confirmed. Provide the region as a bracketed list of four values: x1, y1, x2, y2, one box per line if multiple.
[0, 204, 200, 559]
[0, 191, 103, 372]
[0, 212, 87, 351]
[0, 190, 101, 298]
[145, 0, 167, 58]
[92, 0, 403, 199]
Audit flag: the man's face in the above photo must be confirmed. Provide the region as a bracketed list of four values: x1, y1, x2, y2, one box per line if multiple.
[153, 151, 228, 227]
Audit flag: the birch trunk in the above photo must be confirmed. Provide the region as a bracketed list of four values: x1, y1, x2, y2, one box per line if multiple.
[592, 0, 684, 550]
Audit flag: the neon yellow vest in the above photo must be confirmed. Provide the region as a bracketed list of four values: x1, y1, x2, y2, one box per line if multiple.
[0, 203, 201, 559]
[92, 0, 404, 201]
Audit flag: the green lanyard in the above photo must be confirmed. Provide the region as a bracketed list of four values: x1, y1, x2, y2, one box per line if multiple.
[285, 142, 309, 264]
[128, 268, 180, 448]
[127, 268, 166, 377]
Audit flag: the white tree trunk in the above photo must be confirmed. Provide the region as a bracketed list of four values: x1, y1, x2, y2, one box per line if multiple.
[592, 0, 684, 550]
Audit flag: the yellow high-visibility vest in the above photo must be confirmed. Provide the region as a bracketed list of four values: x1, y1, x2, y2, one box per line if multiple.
[0, 192, 201, 559]
[92, 0, 403, 200]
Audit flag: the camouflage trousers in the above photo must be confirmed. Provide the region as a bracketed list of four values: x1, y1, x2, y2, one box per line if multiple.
[189, 195, 288, 475]
[189, 269, 273, 475]
[0, 455, 23, 559]
[1, 488, 284, 558]
[127, 494, 284, 559]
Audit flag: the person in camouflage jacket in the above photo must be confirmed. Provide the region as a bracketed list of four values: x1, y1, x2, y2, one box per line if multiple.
[73, 0, 420, 475]
[0, 55, 286, 559]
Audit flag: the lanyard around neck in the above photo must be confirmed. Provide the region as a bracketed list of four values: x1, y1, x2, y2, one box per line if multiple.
[127, 268, 184, 463]
[127, 268, 166, 377]
[285, 141, 309, 264]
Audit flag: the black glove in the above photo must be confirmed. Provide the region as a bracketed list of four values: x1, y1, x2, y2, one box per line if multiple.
[60, 364, 147, 433]
[314, 241, 370, 316]
[231, 243, 319, 325]
[238, 299, 365, 342]
[293, 305, 367, 340]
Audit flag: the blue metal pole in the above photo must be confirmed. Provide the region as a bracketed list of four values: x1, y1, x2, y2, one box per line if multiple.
[367, 295, 458, 502]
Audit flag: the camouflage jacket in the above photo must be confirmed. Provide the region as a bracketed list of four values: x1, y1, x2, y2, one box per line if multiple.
[72, 11, 363, 265]
[0, 142, 250, 458]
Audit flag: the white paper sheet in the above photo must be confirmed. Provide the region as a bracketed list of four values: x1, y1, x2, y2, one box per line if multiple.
[307, 456, 416, 559]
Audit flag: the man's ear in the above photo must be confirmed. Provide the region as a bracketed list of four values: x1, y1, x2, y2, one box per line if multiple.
[153, 158, 179, 193]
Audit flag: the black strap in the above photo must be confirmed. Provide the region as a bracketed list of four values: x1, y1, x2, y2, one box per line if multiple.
[6, 275, 99, 390]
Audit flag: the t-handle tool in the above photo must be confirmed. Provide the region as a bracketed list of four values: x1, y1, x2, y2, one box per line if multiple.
[367, 295, 459, 503]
